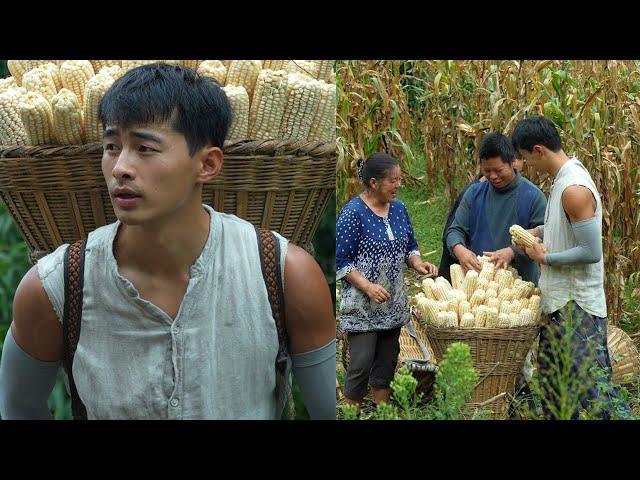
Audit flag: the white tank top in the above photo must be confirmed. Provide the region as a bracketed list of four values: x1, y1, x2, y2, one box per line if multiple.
[539, 157, 607, 318]
[37, 204, 287, 419]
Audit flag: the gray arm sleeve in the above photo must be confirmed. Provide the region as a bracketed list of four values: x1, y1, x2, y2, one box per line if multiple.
[0, 329, 58, 420]
[537, 224, 544, 240]
[291, 338, 336, 420]
[544, 217, 602, 266]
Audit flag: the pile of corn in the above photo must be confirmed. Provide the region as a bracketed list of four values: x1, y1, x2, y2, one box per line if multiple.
[0, 60, 336, 146]
[414, 257, 542, 329]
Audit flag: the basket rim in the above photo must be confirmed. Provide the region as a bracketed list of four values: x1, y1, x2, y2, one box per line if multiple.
[0, 138, 336, 160]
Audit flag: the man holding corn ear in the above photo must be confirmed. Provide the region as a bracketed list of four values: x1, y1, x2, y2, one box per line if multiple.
[0, 64, 336, 420]
[512, 115, 629, 419]
[446, 132, 547, 281]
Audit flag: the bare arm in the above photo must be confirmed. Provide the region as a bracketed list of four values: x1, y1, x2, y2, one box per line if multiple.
[283, 245, 336, 419]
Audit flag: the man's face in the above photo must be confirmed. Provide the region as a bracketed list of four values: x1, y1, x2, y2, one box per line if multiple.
[517, 146, 546, 173]
[480, 156, 515, 190]
[102, 123, 203, 225]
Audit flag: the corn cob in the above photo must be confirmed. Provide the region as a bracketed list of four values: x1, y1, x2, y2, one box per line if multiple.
[498, 288, 512, 302]
[509, 300, 523, 315]
[478, 262, 495, 283]
[0, 87, 28, 145]
[447, 311, 459, 328]
[99, 65, 123, 80]
[533, 287, 541, 296]
[463, 270, 478, 300]
[519, 308, 536, 326]
[508, 313, 520, 327]
[498, 313, 511, 328]
[286, 60, 319, 79]
[436, 276, 453, 291]
[510, 225, 547, 253]
[122, 60, 160, 72]
[197, 60, 228, 86]
[485, 288, 498, 301]
[419, 298, 441, 325]
[51, 89, 84, 145]
[485, 307, 499, 328]
[475, 306, 488, 327]
[262, 60, 288, 71]
[513, 282, 529, 300]
[487, 298, 501, 310]
[22, 67, 58, 103]
[446, 288, 465, 301]
[447, 298, 459, 313]
[83, 73, 116, 143]
[477, 278, 490, 290]
[450, 264, 465, 290]
[0, 76, 17, 94]
[430, 282, 449, 302]
[180, 60, 202, 71]
[279, 73, 322, 141]
[25, 60, 50, 71]
[499, 301, 511, 315]
[494, 269, 513, 292]
[470, 289, 486, 309]
[7, 61, 29, 85]
[222, 85, 250, 140]
[60, 61, 95, 105]
[41, 63, 62, 91]
[220, 60, 232, 69]
[90, 60, 121, 72]
[528, 295, 541, 312]
[458, 300, 471, 318]
[460, 312, 475, 328]
[436, 311, 450, 328]
[327, 69, 336, 83]
[314, 60, 334, 82]
[307, 81, 336, 143]
[226, 60, 262, 98]
[421, 277, 436, 299]
[248, 69, 288, 140]
[18, 91, 55, 145]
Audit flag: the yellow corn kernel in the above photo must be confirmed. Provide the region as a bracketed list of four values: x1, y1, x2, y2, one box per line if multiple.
[225, 60, 262, 99]
[60, 60, 95, 104]
[197, 60, 228, 86]
[84, 73, 115, 143]
[51, 89, 84, 145]
[0, 87, 28, 145]
[222, 85, 250, 140]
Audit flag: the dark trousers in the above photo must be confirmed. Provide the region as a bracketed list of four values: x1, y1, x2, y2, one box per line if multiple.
[344, 328, 401, 401]
[537, 301, 631, 420]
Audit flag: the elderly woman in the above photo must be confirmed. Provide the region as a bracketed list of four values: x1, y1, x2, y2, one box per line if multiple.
[337, 152, 437, 406]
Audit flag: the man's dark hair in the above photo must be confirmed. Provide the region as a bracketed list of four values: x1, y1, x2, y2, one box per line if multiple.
[511, 115, 562, 153]
[478, 132, 518, 164]
[99, 63, 232, 156]
[359, 152, 399, 189]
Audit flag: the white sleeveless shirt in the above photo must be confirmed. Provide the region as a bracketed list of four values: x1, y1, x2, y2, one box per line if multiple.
[37, 204, 288, 419]
[539, 157, 607, 318]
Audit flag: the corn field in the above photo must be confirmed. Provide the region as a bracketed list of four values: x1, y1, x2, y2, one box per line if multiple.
[337, 60, 640, 326]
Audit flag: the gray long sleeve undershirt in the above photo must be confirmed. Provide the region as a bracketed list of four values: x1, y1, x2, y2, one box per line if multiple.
[544, 217, 602, 266]
[0, 329, 58, 420]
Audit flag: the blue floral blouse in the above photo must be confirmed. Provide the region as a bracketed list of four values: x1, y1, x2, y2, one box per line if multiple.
[336, 195, 420, 333]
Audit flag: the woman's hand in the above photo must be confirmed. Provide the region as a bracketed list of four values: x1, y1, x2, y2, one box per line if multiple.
[483, 247, 515, 270]
[412, 259, 438, 276]
[364, 282, 391, 304]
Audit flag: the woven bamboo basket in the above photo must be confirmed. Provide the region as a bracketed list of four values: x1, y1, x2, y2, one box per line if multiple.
[0, 139, 335, 261]
[608, 326, 640, 385]
[424, 322, 540, 419]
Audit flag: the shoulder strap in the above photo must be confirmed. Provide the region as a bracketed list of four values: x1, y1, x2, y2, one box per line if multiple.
[62, 238, 88, 420]
[254, 227, 295, 419]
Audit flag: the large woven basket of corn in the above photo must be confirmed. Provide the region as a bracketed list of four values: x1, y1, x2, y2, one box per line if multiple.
[0, 59, 336, 261]
[0, 139, 335, 261]
[607, 325, 640, 385]
[424, 322, 540, 418]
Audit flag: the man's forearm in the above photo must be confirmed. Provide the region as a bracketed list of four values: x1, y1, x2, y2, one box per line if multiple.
[544, 217, 601, 266]
[0, 328, 57, 420]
